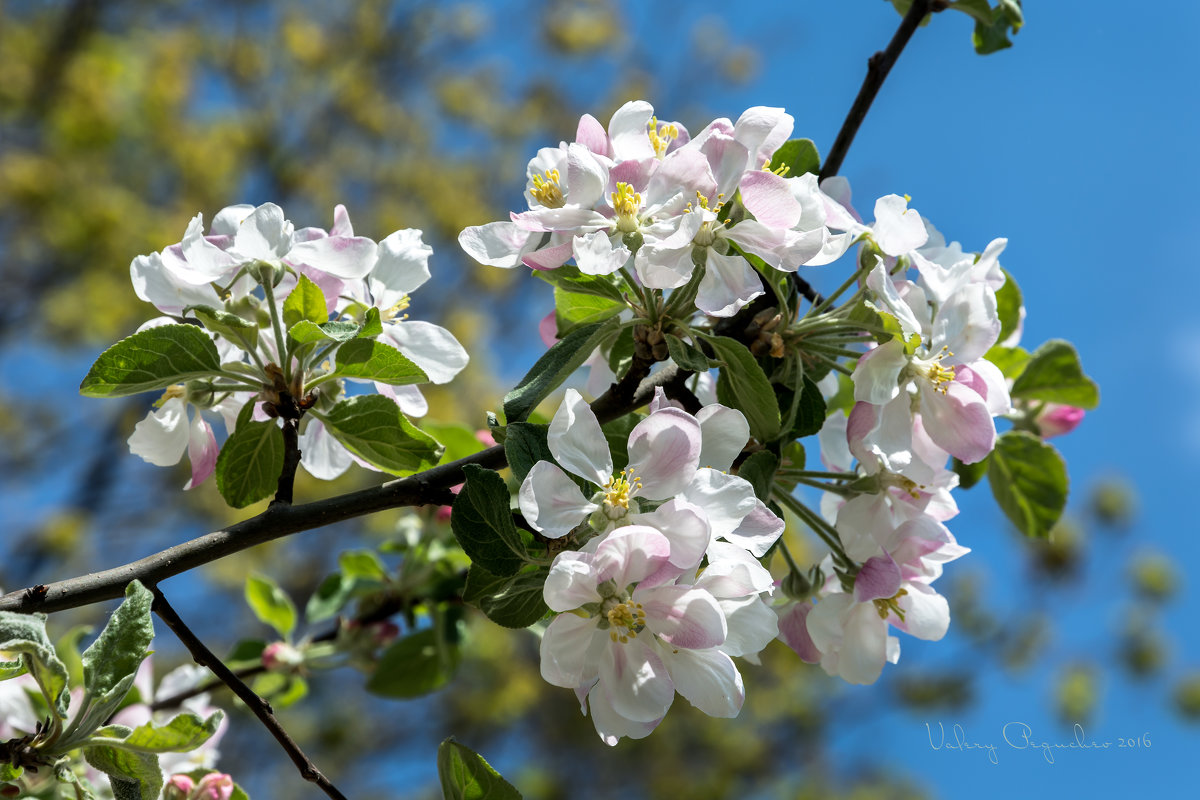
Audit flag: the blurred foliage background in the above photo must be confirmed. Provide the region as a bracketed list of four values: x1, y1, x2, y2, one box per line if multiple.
[0, 1, 1194, 798]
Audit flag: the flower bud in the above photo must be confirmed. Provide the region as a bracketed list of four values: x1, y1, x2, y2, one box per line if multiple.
[163, 775, 195, 800]
[261, 641, 304, 671]
[1035, 404, 1085, 438]
[193, 773, 235, 800]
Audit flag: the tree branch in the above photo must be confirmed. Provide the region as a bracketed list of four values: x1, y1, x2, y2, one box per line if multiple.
[819, 0, 939, 181]
[150, 585, 349, 800]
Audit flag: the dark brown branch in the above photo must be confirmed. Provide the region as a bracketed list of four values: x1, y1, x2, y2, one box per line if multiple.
[274, 418, 302, 506]
[820, 0, 940, 181]
[150, 586, 348, 800]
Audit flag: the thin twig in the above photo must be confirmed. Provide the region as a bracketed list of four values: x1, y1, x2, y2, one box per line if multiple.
[820, 0, 938, 181]
[274, 418, 302, 506]
[150, 585, 349, 800]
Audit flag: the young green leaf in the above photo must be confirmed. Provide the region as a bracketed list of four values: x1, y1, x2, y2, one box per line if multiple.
[994, 268, 1023, 344]
[244, 573, 297, 640]
[95, 711, 223, 754]
[462, 565, 550, 629]
[703, 334, 782, 441]
[80, 325, 222, 398]
[281, 274, 329, 328]
[554, 286, 624, 336]
[503, 318, 618, 423]
[987, 431, 1068, 539]
[1009, 339, 1099, 409]
[535, 262, 626, 303]
[83, 745, 162, 800]
[214, 420, 285, 509]
[503, 423, 552, 482]
[0, 611, 70, 718]
[367, 628, 461, 699]
[338, 550, 389, 581]
[184, 305, 259, 350]
[437, 738, 522, 800]
[451, 465, 528, 577]
[81, 581, 154, 706]
[319, 395, 443, 474]
[767, 138, 821, 177]
[331, 339, 428, 385]
[665, 334, 712, 373]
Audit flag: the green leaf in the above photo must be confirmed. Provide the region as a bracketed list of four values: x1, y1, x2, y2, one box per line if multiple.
[736, 451, 778, 504]
[503, 423, 552, 482]
[331, 339, 428, 385]
[422, 422, 488, 464]
[767, 138, 821, 177]
[305, 574, 354, 624]
[97, 711, 223, 754]
[952, 454, 990, 490]
[184, 304, 259, 350]
[995, 268, 1023, 344]
[339, 550, 388, 581]
[462, 565, 549, 629]
[665, 334, 712, 372]
[970, 1, 1023, 54]
[1009, 339, 1099, 409]
[437, 738, 522, 800]
[288, 319, 360, 344]
[535, 262, 626, 303]
[319, 394, 443, 474]
[82, 581, 154, 706]
[786, 377, 827, 439]
[503, 318, 619, 423]
[554, 287, 624, 336]
[367, 628, 461, 699]
[244, 573, 297, 640]
[282, 274, 329, 328]
[80, 325, 222, 398]
[83, 745, 162, 800]
[987, 431, 1068, 539]
[703, 335, 781, 441]
[214, 420, 285, 509]
[0, 611, 70, 719]
[984, 344, 1030, 381]
[56, 624, 94, 690]
[947, 0, 993, 24]
[451, 465, 528, 577]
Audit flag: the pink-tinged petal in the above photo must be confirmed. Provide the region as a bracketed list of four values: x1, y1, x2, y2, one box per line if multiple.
[538, 310, 558, 348]
[576, 113, 610, 156]
[548, 388, 612, 486]
[865, 261, 923, 338]
[847, 396, 916, 477]
[288, 234, 379, 280]
[634, 243, 694, 290]
[818, 176, 862, 227]
[630, 498, 710, 573]
[699, 135, 751, 198]
[458, 221, 532, 268]
[659, 645, 744, 718]
[695, 405, 749, 472]
[523, 240, 575, 271]
[609, 157, 657, 195]
[573, 231, 630, 276]
[543, 551, 601, 612]
[723, 499, 785, 557]
[697, 541, 775, 597]
[128, 397, 190, 467]
[739, 170, 802, 229]
[639, 585, 727, 649]
[696, 250, 763, 317]
[180, 215, 240, 284]
[851, 339, 908, 404]
[330, 204, 354, 236]
[601, 637, 674, 722]
[734, 106, 793, 169]
[853, 555, 902, 602]
[373, 382, 428, 418]
[518, 461, 598, 538]
[566, 142, 608, 208]
[648, 386, 673, 414]
[894, 582, 950, 641]
[626, 408, 702, 499]
[777, 601, 822, 663]
[717, 595, 778, 659]
[682, 468, 758, 540]
[919, 380, 995, 464]
[592, 526, 672, 587]
[586, 683, 661, 745]
[299, 418, 354, 481]
[183, 413, 218, 490]
[872, 194, 927, 256]
[541, 614, 602, 687]
[834, 493, 894, 562]
[818, 412, 853, 472]
[369, 228, 432, 297]
[965, 358, 1012, 417]
[811, 595, 889, 685]
[607, 100, 656, 161]
[379, 321, 467, 385]
[803, 230, 858, 266]
[232, 202, 292, 261]
[1037, 404, 1086, 438]
[645, 147, 717, 209]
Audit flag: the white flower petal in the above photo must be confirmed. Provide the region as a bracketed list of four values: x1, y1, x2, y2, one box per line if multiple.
[128, 397, 190, 467]
[659, 645, 744, 718]
[548, 388, 612, 486]
[380, 321, 468, 385]
[518, 461, 598, 538]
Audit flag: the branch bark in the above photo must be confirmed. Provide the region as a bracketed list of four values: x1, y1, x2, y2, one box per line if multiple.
[819, 0, 938, 181]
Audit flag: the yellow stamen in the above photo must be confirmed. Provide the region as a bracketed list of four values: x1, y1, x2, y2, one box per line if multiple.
[605, 601, 647, 643]
[648, 116, 679, 158]
[154, 384, 187, 408]
[381, 294, 411, 323]
[611, 182, 642, 233]
[603, 468, 642, 511]
[873, 588, 909, 621]
[530, 169, 565, 208]
[762, 158, 790, 177]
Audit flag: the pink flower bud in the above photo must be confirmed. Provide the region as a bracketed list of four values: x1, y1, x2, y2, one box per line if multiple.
[1036, 404, 1085, 438]
[163, 775, 195, 800]
[194, 773, 234, 800]
[261, 641, 303, 671]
